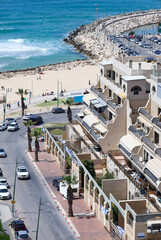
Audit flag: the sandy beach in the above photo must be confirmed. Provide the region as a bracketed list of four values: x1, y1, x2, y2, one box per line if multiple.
[0, 61, 99, 104]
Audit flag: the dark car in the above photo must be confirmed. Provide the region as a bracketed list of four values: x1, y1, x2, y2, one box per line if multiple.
[10, 219, 28, 232]
[52, 177, 63, 191]
[4, 118, 17, 126]
[93, 144, 102, 152]
[23, 114, 43, 125]
[51, 107, 65, 114]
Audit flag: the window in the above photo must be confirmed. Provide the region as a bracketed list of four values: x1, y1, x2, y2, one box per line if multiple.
[109, 89, 112, 98]
[100, 69, 103, 76]
[109, 112, 112, 120]
[158, 108, 161, 116]
[119, 75, 122, 86]
[154, 131, 159, 144]
[152, 86, 156, 92]
[123, 84, 126, 92]
[144, 150, 149, 163]
[131, 86, 142, 95]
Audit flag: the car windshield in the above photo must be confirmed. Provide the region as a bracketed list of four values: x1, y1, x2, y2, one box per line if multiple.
[19, 169, 27, 172]
[0, 149, 4, 152]
[0, 189, 8, 193]
[19, 234, 28, 239]
[0, 180, 6, 183]
[9, 123, 16, 126]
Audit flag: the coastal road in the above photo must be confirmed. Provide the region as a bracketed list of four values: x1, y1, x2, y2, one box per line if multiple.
[0, 111, 80, 240]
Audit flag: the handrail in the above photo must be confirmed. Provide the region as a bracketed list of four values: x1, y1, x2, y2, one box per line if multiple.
[44, 127, 111, 207]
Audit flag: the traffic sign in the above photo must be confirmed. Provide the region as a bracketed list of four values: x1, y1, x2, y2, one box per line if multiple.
[11, 200, 15, 204]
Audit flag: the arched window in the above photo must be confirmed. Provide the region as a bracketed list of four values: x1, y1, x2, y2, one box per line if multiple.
[152, 86, 156, 92]
[131, 86, 142, 95]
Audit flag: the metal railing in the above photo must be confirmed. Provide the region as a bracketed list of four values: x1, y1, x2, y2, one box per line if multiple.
[129, 126, 143, 139]
[139, 108, 153, 121]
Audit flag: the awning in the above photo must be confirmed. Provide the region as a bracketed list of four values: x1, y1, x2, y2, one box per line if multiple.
[119, 93, 126, 99]
[94, 123, 107, 134]
[137, 116, 152, 128]
[83, 93, 96, 106]
[90, 99, 99, 104]
[144, 158, 161, 180]
[119, 135, 141, 154]
[83, 114, 99, 127]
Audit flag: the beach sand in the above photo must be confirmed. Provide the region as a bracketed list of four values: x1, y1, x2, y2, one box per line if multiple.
[0, 63, 99, 103]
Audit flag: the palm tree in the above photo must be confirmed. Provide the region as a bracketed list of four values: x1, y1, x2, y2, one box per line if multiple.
[24, 120, 33, 152]
[31, 128, 42, 161]
[16, 89, 28, 116]
[61, 175, 78, 217]
[63, 98, 73, 122]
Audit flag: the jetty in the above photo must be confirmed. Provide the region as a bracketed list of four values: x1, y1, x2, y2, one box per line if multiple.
[64, 9, 161, 61]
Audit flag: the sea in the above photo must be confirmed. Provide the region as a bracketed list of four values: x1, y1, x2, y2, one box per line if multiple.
[0, 0, 161, 72]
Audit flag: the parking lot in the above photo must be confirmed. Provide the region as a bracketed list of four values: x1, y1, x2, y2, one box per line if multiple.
[109, 34, 161, 57]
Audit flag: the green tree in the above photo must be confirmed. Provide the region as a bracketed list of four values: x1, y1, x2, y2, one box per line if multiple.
[63, 98, 73, 122]
[79, 159, 96, 187]
[31, 128, 42, 161]
[96, 170, 114, 188]
[24, 120, 33, 152]
[16, 89, 28, 116]
[61, 175, 78, 217]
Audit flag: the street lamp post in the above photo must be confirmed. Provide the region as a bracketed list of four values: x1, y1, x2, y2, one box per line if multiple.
[12, 157, 18, 214]
[35, 197, 41, 240]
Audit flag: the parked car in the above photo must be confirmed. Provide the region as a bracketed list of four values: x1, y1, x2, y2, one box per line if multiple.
[17, 166, 30, 180]
[4, 118, 17, 126]
[0, 185, 11, 200]
[10, 219, 28, 232]
[51, 107, 65, 114]
[0, 177, 9, 188]
[0, 122, 7, 131]
[7, 122, 19, 131]
[0, 148, 7, 158]
[15, 230, 31, 240]
[93, 144, 102, 152]
[52, 177, 63, 191]
[23, 114, 43, 125]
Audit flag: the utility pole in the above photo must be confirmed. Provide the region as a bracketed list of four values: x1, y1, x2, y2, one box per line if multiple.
[36, 198, 41, 240]
[57, 80, 59, 108]
[12, 157, 18, 214]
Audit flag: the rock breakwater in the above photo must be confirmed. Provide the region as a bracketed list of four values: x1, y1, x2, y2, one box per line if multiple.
[64, 9, 161, 61]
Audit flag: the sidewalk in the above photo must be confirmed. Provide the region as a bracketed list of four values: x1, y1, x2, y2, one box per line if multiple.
[27, 145, 112, 240]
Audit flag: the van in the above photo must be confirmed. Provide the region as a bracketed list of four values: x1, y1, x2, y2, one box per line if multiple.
[60, 182, 79, 198]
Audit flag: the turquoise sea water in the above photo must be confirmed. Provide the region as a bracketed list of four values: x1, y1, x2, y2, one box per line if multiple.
[0, 0, 161, 71]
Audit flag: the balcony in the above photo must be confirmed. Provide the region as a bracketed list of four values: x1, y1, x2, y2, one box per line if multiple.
[129, 126, 144, 139]
[142, 137, 156, 151]
[119, 144, 131, 157]
[152, 118, 161, 130]
[139, 108, 153, 121]
[131, 155, 144, 170]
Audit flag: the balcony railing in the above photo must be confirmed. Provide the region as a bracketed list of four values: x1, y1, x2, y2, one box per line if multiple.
[142, 137, 156, 151]
[107, 100, 117, 110]
[129, 126, 143, 139]
[99, 115, 108, 125]
[155, 148, 161, 158]
[90, 130, 100, 140]
[119, 144, 131, 157]
[98, 92, 107, 102]
[90, 86, 100, 96]
[152, 118, 161, 129]
[75, 114, 83, 123]
[82, 121, 91, 132]
[131, 155, 144, 170]
[139, 108, 153, 121]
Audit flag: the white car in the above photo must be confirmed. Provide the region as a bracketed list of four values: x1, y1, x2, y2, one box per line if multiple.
[7, 122, 19, 131]
[17, 166, 30, 180]
[0, 177, 9, 188]
[0, 148, 7, 158]
[0, 122, 7, 131]
[0, 185, 11, 200]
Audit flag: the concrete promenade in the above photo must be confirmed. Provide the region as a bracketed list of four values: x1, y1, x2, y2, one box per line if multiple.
[27, 144, 112, 240]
